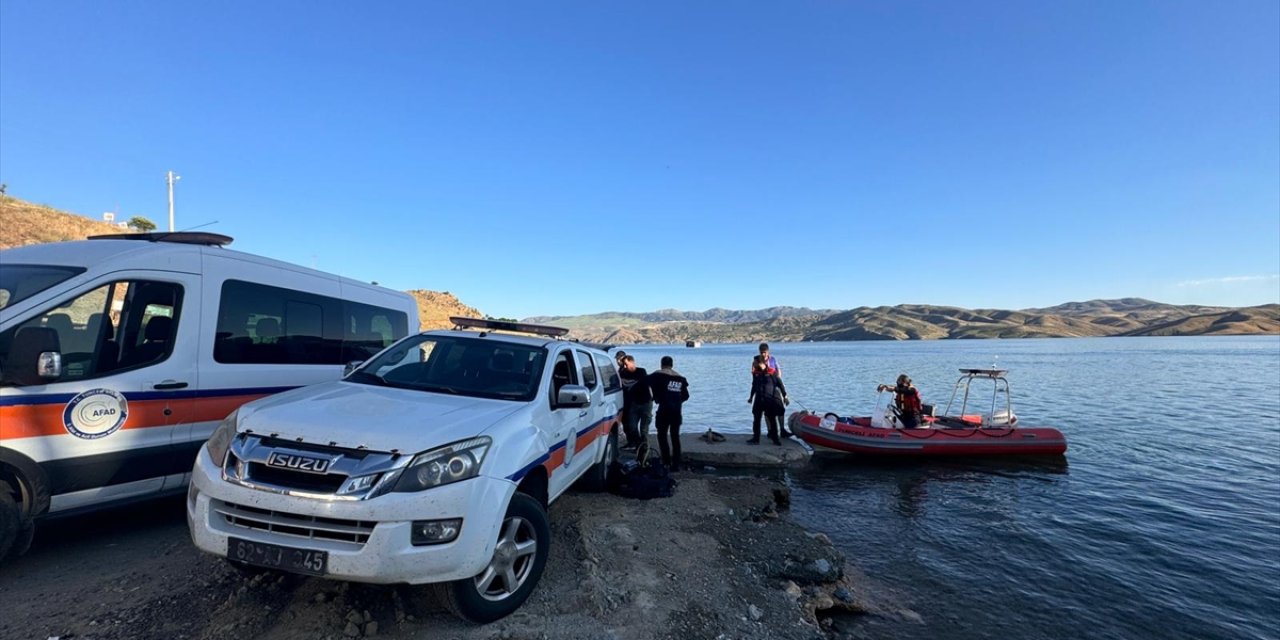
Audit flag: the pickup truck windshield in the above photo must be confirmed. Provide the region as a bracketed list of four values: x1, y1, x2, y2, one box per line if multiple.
[352, 335, 548, 402]
[0, 265, 86, 311]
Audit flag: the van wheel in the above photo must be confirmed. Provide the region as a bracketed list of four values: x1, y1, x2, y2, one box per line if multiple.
[436, 492, 549, 623]
[577, 429, 618, 492]
[0, 481, 20, 561]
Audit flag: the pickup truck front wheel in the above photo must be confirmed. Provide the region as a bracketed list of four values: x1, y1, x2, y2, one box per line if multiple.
[437, 492, 549, 623]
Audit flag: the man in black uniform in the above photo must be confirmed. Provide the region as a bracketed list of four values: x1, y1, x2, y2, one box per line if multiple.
[647, 355, 690, 471]
[619, 355, 653, 450]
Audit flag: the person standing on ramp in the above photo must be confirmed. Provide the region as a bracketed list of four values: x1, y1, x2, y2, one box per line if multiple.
[648, 355, 691, 471]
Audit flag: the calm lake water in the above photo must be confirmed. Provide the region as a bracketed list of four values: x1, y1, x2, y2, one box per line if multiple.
[622, 337, 1280, 640]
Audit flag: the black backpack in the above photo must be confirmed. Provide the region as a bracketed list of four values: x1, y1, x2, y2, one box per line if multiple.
[609, 444, 676, 500]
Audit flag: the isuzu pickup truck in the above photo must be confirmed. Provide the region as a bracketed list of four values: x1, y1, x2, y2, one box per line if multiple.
[187, 317, 621, 622]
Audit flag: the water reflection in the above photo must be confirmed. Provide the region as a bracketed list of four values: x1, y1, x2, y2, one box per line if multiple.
[790, 454, 1070, 518]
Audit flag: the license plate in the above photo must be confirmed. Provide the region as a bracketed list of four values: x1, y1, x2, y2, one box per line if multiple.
[228, 537, 328, 576]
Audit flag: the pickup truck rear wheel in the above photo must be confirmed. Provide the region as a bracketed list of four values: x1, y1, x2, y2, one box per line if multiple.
[577, 429, 618, 492]
[436, 492, 549, 623]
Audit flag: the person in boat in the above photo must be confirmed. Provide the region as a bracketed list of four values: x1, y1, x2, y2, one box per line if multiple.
[747, 356, 789, 445]
[878, 374, 924, 428]
[647, 355, 691, 471]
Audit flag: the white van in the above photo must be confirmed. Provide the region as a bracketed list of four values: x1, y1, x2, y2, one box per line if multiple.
[0, 232, 419, 564]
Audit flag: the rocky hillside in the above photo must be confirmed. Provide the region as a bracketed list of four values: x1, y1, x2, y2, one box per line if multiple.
[541, 299, 1280, 344]
[407, 289, 483, 331]
[0, 195, 482, 330]
[0, 195, 128, 248]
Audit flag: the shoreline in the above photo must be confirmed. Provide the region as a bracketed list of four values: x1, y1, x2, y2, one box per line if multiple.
[0, 475, 892, 640]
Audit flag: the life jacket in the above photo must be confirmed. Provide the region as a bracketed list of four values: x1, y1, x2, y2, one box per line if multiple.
[895, 384, 922, 415]
[750, 356, 779, 376]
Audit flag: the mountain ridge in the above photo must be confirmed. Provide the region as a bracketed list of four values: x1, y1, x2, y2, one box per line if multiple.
[528, 299, 1279, 343]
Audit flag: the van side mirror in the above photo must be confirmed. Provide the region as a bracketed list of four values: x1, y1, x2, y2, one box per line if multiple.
[556, 384, 591, 408]
[343, 361, 364, 377]
[6, 327, 62, 385]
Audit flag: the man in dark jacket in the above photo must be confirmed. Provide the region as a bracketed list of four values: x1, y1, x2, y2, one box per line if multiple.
[619, 355, 653, 450]
[647, 355, 691, 470]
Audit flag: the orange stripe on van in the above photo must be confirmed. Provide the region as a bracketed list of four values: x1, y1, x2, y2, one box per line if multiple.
[0, 393, 272, 440]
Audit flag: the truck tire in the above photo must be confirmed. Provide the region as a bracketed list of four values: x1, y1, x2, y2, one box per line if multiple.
[435, 492, 549, 623]
[576, 429, 617, 492]
[9, 521, 34, 558]
[0, 481, 20, 562]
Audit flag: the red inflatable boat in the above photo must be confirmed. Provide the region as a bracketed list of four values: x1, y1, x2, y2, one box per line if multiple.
[789, 368, 1068, 457]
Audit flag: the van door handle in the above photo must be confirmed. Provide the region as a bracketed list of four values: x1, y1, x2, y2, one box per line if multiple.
[153, 381, 189, 390]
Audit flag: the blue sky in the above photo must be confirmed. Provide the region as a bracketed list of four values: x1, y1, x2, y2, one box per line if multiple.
[2, 1, 1277, 319]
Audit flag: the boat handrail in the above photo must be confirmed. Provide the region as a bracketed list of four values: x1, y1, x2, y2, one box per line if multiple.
[943, 368, 1015, 427]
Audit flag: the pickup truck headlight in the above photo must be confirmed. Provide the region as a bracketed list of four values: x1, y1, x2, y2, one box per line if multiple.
[393, 437, 491, 493]
[206, 409, 238, 465]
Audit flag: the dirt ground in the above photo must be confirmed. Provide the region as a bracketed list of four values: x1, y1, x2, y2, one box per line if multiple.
[0, 475, 894, 640]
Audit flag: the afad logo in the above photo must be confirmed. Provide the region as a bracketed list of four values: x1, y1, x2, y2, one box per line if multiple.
[63, 389, 129, 439]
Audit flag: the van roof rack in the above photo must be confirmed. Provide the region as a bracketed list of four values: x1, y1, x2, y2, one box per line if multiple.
[449, 316, 570, 338]
[87, 232, 234, 246]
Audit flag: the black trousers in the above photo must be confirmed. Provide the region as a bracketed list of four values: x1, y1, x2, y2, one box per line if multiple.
[751, 407, 781, 439]
[655, 409, 683, 467]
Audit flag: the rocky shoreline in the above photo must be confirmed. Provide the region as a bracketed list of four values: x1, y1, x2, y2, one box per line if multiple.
[1, 475, 900, 640]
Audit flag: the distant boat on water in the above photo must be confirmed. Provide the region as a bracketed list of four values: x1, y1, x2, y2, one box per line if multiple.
[685, 340, 702, 348]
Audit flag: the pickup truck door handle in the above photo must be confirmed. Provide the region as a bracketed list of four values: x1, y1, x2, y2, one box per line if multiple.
[578, 410, 589, 418]
[153, 380, 189, 390]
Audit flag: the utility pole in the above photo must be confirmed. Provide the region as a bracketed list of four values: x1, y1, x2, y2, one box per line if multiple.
[166, 170, 181, 231]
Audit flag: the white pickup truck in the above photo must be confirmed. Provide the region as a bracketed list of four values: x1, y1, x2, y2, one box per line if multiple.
[186, 318, 621, 622]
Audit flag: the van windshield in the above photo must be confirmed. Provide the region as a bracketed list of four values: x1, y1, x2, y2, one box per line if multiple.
[348, 335, 548, 402]
[0, 265, 86, 311]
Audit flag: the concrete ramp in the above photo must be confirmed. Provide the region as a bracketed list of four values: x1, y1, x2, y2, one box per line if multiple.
[646, 429, 810, 469]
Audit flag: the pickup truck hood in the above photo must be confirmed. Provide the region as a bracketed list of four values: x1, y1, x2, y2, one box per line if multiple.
[236, 381, 524, 454]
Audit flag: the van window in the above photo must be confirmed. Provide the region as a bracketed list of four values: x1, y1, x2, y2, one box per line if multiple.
[0, 280, 183, 386]
[0, 264, 85, 310]
[344, 300, 409, 361]
[214, 280, 409, 365]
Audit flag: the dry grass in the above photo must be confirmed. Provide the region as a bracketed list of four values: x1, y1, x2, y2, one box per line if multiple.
[0, 195, 129, 249]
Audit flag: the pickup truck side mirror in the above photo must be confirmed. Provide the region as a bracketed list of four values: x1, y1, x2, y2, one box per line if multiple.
[6, 327, 63, 385]
[556, 384, 591, 408]
[343, 360, 364, 377]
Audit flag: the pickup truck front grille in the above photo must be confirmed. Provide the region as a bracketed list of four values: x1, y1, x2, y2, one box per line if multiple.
[225, 434, 408, 500]
[213, 499, 375, 547]
[246, 463, 350, 493]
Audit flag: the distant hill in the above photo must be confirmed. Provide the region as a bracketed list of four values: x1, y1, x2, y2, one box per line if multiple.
[530, 299, 1280, 343]
[0, 195, 483, 330]
[527, 306, 837, 326]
